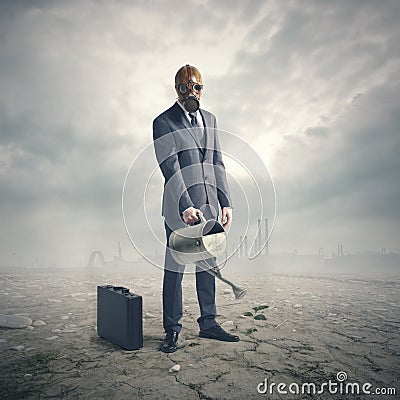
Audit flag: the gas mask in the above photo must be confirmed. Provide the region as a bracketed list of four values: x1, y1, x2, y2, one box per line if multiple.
[175, 64, 203, 113]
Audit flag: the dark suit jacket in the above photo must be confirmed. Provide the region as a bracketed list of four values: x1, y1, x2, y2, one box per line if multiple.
[153, 102, 232, 230]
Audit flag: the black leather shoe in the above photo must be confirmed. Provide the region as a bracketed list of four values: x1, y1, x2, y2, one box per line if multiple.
[199, 324, 240, 342]
[160, 331, 179, 353]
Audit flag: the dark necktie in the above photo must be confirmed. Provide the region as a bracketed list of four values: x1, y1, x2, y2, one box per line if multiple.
[189, 113, 199, 127]
[189, 112, 204, 147]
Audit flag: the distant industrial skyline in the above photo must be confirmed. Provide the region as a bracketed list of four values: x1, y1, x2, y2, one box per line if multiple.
[4, 240, 397, 270]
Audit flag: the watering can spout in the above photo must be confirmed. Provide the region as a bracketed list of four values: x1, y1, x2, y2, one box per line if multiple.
[207, 267, 247, 300]
[232, 286, 247, 300]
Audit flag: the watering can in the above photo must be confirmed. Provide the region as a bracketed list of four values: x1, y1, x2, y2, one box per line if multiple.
[169, 214, 226, 265]
[169, 214, 247, 300]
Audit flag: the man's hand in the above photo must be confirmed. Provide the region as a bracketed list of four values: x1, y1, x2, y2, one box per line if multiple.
[221, 207, 232, 229]
[182, 207, 203, 224]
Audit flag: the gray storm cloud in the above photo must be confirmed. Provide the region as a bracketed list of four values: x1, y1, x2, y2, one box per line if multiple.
[0, 0, 399, 267]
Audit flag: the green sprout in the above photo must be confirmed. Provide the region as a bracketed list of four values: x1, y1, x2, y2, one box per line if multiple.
[243, 304, 269, 350]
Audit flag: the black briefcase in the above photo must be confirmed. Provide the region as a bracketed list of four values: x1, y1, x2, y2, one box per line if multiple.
[97, 285, 143, 350]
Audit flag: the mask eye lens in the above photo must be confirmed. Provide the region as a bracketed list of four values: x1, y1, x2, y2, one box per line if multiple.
[178, 84, 188, 94]
[193, 84, 202, 92]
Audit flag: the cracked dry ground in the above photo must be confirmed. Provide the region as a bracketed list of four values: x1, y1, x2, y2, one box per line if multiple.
[1, 270, 399, 399]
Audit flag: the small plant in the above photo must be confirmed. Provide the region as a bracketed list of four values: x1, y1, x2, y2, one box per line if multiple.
[243, 304, 269, 350]
[26, 351, 60, 372]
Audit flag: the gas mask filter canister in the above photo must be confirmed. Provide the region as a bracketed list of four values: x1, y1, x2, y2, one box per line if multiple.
[183, 95, 200, 113]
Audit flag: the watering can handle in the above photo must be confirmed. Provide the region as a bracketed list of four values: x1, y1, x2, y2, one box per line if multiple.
[196, 212, 206, 223]
[187, 212, 206, 225]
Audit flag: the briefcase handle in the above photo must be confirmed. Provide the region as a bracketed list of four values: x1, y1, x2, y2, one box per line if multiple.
[111, 286, 130, 294]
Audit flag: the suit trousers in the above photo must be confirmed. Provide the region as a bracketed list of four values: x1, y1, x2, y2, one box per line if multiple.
[162, 215, 218, 333]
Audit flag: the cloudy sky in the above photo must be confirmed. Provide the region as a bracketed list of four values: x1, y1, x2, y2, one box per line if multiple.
[1, 0, 399, 268]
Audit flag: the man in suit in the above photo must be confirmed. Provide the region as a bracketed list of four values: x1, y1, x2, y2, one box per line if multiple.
[153, 65, 240, 353]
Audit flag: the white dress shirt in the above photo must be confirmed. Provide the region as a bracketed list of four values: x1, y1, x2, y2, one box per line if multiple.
[176, 100, 206, 149]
